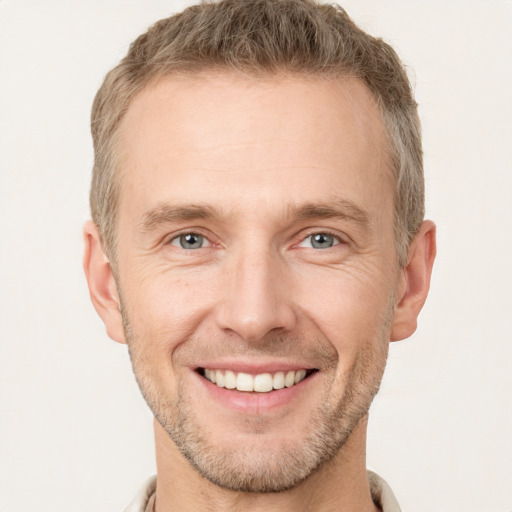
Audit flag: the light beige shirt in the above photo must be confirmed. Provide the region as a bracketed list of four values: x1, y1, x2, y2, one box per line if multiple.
[124, 471, 402, 512]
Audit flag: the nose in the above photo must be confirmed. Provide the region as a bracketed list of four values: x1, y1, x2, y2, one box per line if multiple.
[215, 245, 297, 343]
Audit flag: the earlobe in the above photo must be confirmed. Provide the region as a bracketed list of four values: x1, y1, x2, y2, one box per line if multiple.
[390, 220, 436, 342]
[83, 221, 126, 344]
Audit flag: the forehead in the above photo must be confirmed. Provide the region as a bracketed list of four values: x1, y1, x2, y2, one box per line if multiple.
[116, 72, 392, 224]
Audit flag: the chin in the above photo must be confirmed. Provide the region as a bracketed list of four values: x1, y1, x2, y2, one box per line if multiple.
[167, 411, 354, 493]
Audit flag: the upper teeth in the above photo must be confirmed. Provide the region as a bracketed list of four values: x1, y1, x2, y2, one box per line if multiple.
[203, 369, 308, 393]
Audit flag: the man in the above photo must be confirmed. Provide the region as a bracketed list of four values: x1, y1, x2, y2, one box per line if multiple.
[83, 0, 436, 510]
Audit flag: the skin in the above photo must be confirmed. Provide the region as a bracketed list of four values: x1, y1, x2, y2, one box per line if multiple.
[84, 73, 436, 511]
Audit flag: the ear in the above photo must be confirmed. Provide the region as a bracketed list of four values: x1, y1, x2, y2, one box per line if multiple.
[391, 220, 436, 342]
[83, 221, 126, 344]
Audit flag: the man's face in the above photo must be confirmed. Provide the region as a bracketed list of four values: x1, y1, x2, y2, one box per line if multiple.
[114, 73, 401, 492]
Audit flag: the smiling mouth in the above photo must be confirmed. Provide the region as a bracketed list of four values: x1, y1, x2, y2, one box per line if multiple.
[198, 368, 318, 393]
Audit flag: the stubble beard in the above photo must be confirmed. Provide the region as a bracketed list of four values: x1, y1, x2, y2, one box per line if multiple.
[122, 307, 392, 494]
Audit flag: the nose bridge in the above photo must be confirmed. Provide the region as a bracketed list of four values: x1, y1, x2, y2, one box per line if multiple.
[217, 238, 296, 341]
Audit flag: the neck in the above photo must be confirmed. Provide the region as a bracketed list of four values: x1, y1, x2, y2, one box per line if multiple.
[152, 418, 379, 512]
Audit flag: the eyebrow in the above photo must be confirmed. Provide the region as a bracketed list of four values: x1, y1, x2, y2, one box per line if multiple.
[139, 198, 370, 233]
[291, 200, 370, 226]
[140, 203, 221, 232]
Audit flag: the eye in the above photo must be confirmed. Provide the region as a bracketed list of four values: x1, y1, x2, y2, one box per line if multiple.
[170, 233, 210, 250]
[299, 232, 340, 249]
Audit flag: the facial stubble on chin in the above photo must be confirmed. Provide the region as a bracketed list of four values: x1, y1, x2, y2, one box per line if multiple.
[121, 301, 392, 494]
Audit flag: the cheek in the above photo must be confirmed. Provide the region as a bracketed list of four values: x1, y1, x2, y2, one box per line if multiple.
[294, 263, 395, 356]
[121, 268, 214, 354]
[298, 268, 394, 400]
[120, 273, 208, 399]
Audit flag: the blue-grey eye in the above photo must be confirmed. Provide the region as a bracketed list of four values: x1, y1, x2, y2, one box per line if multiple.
[311, 233, 335, 248]
[299, 233, 339, 249]
[171, 233, 209, 249]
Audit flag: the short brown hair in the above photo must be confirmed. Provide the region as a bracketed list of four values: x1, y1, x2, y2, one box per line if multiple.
[90, 0, 424, 266]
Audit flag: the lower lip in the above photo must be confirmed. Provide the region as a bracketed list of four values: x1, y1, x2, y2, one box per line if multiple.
[194, 371, 318, 412]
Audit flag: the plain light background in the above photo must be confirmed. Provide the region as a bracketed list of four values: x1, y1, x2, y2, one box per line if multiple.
[1, 1, 511, 511]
